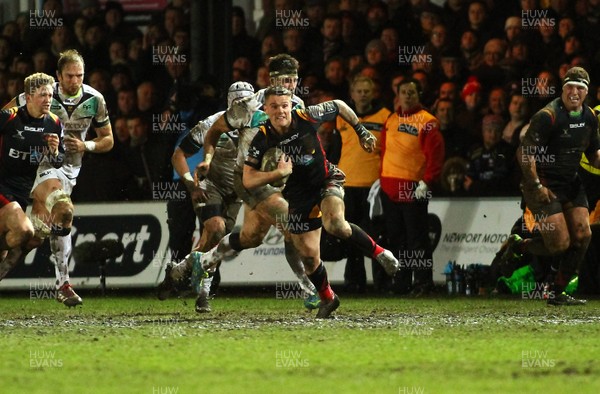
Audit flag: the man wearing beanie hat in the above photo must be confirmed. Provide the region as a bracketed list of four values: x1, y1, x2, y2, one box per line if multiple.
[463, 114, 517, 196]
[502, 66, 600, 305]
[456, 77, 483, 140]
[460, 77, 482, 101]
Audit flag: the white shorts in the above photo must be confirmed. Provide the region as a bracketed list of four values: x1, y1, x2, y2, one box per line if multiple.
[31, 166, 76, 196]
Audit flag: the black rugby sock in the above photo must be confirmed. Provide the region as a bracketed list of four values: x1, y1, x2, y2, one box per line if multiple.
[307, 261, 334, 301]
[229, 232, 243, 251]
[347, 223, 382, 258]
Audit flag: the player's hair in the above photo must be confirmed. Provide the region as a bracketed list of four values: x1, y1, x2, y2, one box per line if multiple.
[268, 54, 299, 77]
[24, 72, 55, 96]
[263, 86, 293, 100]
[351, 75, 374, 89]
[57, 49, 85, 74]
[563, 66, 590, 88]
[397, 77, 423, 99]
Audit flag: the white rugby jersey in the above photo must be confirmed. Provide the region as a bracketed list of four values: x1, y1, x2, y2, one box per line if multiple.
[17, 82, 110, 179]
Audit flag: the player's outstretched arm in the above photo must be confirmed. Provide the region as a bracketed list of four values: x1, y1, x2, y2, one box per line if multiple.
[172, 146, 207, 202]
[333, 99, 376, 152]
[172, 146, 193, 182]
[333, 99, 359, 126]
[197, 114, 230, 177]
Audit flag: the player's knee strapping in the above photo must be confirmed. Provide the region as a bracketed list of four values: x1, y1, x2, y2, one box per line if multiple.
[30, 214, 51, 239]
[45, 189, 72, 213]
[44, 189, 73, 236]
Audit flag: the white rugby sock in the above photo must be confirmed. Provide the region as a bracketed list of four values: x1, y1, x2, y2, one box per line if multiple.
[51, 235, 71, 289]
[200, 275, 213, 296]
[201, 235, 233, 271]
[169, 259, 190, 281]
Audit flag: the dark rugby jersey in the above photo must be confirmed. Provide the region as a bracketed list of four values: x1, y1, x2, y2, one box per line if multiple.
[0, 106, 63, 198]
[523, 97, 600, 187]
[245, 102, 340, 200]
[16, 82, 110, 178]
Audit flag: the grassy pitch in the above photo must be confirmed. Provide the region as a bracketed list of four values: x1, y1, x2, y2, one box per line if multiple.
[1, 291, 599, 394]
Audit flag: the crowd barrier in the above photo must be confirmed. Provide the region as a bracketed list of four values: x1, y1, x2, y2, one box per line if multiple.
[1, 198, 523, 290]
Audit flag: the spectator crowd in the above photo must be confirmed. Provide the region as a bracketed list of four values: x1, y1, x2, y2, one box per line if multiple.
[1, 0, 600, 201]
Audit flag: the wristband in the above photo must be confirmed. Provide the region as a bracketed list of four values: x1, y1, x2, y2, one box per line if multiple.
[353, 123, 370, 138]
[84, 141, 96, 152]
[524, 179, 542, 190]
[204, 153, 213, 164]
[183, 172, 194, 183]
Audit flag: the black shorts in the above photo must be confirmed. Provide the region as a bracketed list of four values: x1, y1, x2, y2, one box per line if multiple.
[529, 177, 588, 216]
[285, 164, 346, 234]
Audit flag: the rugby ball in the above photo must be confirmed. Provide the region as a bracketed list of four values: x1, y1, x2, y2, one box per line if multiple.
[260, 147, 289, 188]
